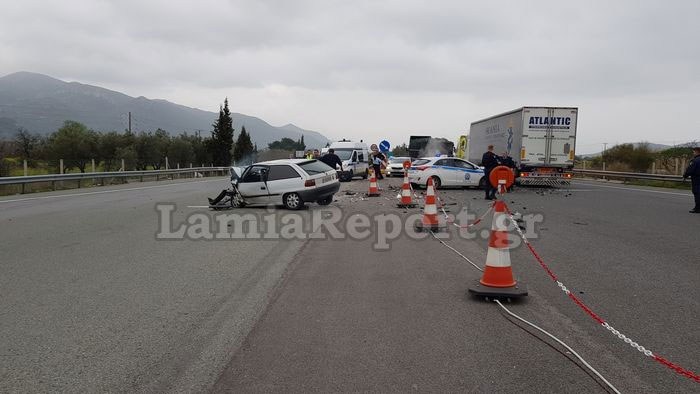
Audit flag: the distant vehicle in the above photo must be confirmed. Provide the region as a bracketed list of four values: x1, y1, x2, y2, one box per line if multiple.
[224, 159, 339, 210]
[328, 140, 369, 180]
[407, 156, 486, 189]
[468, 107, 578, 186]
[386, 156, 411, 177]
[408, 136, 455, 159]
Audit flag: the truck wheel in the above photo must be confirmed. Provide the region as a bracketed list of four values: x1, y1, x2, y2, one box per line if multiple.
[429, 176, 441, 189]
[283, 192, 304, 210]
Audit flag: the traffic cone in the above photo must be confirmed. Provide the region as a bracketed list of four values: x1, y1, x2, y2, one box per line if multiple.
[367, 168, 380, 197]
[397, 170, 417, 208]
[468, 200, 527, 299]
[415, 177, 445, 232]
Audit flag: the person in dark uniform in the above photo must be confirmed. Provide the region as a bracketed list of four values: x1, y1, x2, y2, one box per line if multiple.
[482, 144, 499, 200]
[683, 146, 700, 213]
[320, 148, 344, 171]
[500, 151, 517, 192]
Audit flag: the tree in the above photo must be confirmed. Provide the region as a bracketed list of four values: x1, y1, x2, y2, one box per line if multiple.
[15, 128, 40, 163]
[168, 134, 195, 168]
[97, 131, 127, 171]
[392, 143, 409, 157]
[47, 121, 98, 172]
[603, 142, 655, 172]
[233, 126, 254, 165]
[268, 137, 305, 151]
[628, 142, 655, 172]
[210, 98, 234, 166]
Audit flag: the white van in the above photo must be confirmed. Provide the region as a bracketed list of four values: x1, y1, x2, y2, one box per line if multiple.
[328, 140, 370, 179]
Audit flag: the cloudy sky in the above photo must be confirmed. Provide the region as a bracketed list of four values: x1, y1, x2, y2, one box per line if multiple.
[1, 0, 698, 153]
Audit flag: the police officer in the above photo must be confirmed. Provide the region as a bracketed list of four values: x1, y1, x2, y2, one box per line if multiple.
[320, 148, 343, 171]
[683, 146, 700, 213]
[482, 145, 499, 200]
[500, 151, 517, 192]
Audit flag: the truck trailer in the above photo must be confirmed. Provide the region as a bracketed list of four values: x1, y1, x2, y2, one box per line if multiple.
[468, 107, 578, 186]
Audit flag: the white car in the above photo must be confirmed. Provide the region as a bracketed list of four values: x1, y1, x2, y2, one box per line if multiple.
[407, 157, 486, 189]
[386, 156, 411, 177]
[231, 159, 340, 209]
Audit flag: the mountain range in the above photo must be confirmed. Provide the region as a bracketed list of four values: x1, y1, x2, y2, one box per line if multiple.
[0, 71, 330, 148]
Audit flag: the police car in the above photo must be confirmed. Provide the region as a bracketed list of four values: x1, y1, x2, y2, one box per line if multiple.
[407, 156, 486, 189]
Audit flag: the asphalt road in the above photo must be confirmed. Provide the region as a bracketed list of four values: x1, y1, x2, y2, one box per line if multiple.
[1, 176, 698, 393]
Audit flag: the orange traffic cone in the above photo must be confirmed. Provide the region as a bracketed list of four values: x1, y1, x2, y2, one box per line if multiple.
[468, 200, 527, 299]
[397, 170, 417, 208]
[415, 177, 445, 232]
[367, 168, 380, 197]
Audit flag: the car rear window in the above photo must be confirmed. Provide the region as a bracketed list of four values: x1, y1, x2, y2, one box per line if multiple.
[298, 160, 333, 175]
[412, 159, 430, 166]
[267, 165, 301, 181]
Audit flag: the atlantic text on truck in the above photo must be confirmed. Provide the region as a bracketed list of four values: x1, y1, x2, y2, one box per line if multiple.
[468, 107, 578, 185]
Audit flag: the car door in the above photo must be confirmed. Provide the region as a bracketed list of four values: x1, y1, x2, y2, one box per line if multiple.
[453, 159, 479, 186]
[433, 158, 457, 185]
[265, 164, 304, 204]
[236, 165, 270, 205]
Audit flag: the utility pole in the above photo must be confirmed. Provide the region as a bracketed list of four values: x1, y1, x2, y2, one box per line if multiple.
[128, 112, 132, 133]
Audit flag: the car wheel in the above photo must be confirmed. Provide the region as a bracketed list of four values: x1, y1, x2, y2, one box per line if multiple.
[317, 196, 333, 206]
[283, 192, 304, 210]
[362, 169, 368, 179]
[478, 176, 487, 189]
[429, 176, 441, 189]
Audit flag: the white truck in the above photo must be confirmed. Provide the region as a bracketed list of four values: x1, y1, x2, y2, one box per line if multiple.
[468, 107, 578, 185]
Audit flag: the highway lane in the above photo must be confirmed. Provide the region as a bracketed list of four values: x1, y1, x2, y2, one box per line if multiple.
[0, 177, 306, 392]
[1, 177, 697, 392]
[214, 179, 698, 393]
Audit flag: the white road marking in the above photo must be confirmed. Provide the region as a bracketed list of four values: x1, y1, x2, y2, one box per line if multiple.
[0, 179, 225, 204]
[572, 181, 691, 196]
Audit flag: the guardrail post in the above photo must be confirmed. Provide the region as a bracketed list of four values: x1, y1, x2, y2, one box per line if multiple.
[121, 159, 125, 172]
[651, 162, 656, 174]
[60, 159, 64, 174]
[165, 156, 169, 170]
[602, 162, 606, 180]
[91, 159, 96, 186]
[23, 160, 28, 177]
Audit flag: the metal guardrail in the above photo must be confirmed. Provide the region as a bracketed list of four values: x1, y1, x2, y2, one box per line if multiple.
[0, 167, 230, 194]
[573, 169, 684, 182]
[0, 167, 230, 185]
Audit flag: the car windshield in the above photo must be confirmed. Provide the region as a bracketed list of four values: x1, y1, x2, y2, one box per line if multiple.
[389, 157, 409, 163]
[298, 160, 333, 175]
[332, 149, 354, 160]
